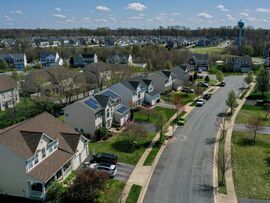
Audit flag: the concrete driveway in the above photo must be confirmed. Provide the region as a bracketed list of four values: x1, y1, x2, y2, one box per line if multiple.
[143, 76, 243, 203]
[115, 162, 134, 183]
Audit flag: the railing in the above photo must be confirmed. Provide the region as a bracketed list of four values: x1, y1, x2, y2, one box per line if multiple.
[63, 165, 72, 179]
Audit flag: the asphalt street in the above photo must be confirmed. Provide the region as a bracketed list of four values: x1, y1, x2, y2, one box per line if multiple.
[143, 76, 243, 203]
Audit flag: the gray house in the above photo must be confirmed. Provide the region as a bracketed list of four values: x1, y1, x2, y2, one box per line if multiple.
[147, 70, 173, 94]
[188, 53, 209, 71]
[0, 53, 27, 70]
[225, 56, 252, 73]
[107, 54, 133, 65]
[73, 53, 98, 67]
[171, 66, 189, 90]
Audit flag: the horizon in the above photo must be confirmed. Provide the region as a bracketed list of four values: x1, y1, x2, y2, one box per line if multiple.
[1, 0, 270, 29]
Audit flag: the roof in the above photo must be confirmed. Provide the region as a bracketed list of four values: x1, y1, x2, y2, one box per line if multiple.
[180, 63, 195, 72]
[82, 97, 103, 111]
[0, 75, 17, 91]
[100, 89, 120, 101]
[131, 76, 152, 87]
[0, 53, 25, 60]
[81, 53, 95, 58]
[190, 53, 208, 61]
[171, 66, 189, 82]
[159, 70, 172, 79]
[94, 95, 110, 108]
[40, 52, 57, 58]
[115, 104, 130, 114]
[121, 80, 140, 91]
[0, 112, 80, 160]
[146, 89, 160, 96]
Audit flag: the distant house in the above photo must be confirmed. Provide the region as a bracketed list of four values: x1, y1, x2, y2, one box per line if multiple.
[73, 53, 98, 67]
[40, 52, 63, 67]
[147, 70, 173, 94]
[179, 63, 195, 74]
[170, 66, 190, 90]
[38, 40, 50, 48]
[107, 54, 133, 65]
[265, 48, 270, 67]
[0, 112, 89, 201]
[64, 89, 129, 135]
[0, 75, 20, 111]
[0, 53, 27, 70]
[225, 56, 252, 73]
[188, 53, 209, 71]
[83, 63, 111, 86]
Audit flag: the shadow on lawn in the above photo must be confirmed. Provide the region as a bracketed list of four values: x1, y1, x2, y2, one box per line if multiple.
[111, 140, 152, 153]
[264, 157, 270, 167]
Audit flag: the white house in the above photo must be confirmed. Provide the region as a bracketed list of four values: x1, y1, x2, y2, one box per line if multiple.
[0, 112, 89, 201]
[0, 75, 20, 111]
[40, 52, 64, 67]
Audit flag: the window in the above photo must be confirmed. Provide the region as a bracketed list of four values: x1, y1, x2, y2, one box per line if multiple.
[42, 148, 46, 158]
[106, 109, 110, 118]
[31, 183, 43, 192]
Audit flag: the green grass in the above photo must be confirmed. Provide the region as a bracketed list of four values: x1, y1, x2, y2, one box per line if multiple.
[232, 131, 270, 199]
[126, 184, 142, 203]
[162, 92, 197, 106]
[89, 133, 156, 165]
[235, 104, 270, 126]
[248, 90, 270, 100]
[217, 136, 227, 194]
[223, 72, 244, 76]
[63, 171, 76, 185]
[57, 115, 64, 122]
[134, 106, 176, 124]
[190, 47, 226, 54]
[143, 138, 165, 166]
[98, 180, 125, 203]
[239, 89, 248, 100]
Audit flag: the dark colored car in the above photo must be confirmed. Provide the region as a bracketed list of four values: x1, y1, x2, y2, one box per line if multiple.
[220, 81, 226, 87]
[91, 153, 118, 165]
[203, 93, 211, 100]
[199, 82, 209, 88]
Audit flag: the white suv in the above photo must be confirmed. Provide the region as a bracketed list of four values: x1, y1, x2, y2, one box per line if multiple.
[89, 162, 117, 178]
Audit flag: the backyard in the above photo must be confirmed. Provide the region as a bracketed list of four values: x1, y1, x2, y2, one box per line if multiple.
[232, 131, 270, 199]
[89, 132, 156, 165]
[190, 46, 226, 54]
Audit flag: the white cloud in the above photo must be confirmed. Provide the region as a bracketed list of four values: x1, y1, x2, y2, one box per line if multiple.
[52, 14, 66, 18]
[217, 4, 229, 12]
[4, 15, 14, 22]
[153, 16, 174, 23]
[96, 6, 111, 12]
[55, 7, 62, 12]
[227, 14, 236, 21]
[129, 16, 143, 20]
[9, 10, 23, 14]
[197, 12, 213, 18]
[256, 8, 270, 13]
[171, 12, 180, 16]
[240, 12, 249, 17]
[126, 3, 146, 11]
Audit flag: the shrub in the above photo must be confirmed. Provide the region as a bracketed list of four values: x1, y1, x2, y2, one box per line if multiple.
[95, 127, 108, 141]
[46, 181, 67, 202]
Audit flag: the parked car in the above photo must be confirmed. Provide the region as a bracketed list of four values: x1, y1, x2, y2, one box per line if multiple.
[256, 99, 270, 106]
[89, 162, 117, 178]
[203, 93, 211, 100]
[91, 153, 118, 165]
[198, 82, 209, 88]
[220, 81, 226, 87]
[177, 116, 186, 126]
[182, 87, 195, 93]
[196, 99, 205, 107]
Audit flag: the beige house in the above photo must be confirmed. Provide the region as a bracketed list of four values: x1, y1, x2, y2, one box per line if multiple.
[0, 112, 89, 201]
[0, 75, 20, 111]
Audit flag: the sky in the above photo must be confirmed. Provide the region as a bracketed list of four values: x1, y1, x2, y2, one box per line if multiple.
[1, 0, 270, 29]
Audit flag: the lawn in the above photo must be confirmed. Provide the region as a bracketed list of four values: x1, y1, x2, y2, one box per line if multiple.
[133, 106, 176, 124]
[161, 92, 197, 106]
[235, 104, 270, 126]
[98, 180, 125, 203]
[143, 137, 166, 166]
[190, 47, 226, 54]
[89, 132, 156, 165]
[196, 78, 218, 87]
[232, 131, 270, 199]
[126, 184, 142, 203]
[248, 90, 270, 100]
[57, 115, 64, 122]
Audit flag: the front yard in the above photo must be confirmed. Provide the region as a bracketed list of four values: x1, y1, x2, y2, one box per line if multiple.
[235, 104, 270, 126]
[161, 92, 197, 106]
[98, 180, 125, 203]
[133, 106, 176, 124]
[89, 132, 156, 165]
[232, 131, 270, 200]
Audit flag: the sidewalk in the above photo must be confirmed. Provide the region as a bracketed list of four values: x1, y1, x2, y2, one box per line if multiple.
[217, 83, 255, 203]
[120, 85, 221, 203]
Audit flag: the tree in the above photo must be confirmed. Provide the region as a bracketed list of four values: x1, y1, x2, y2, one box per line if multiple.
[142, 107, 155, 121]
[246, 117, 263, 143]
[216, 115, 228, 141]
[123, 122, 147, 152]
[146, 60, 153, 72]
[241, 44, 254, 56]
[46, 181, 67, 202]
[164, 60, 172, 69]
[0, 59, 8, 69]
[226, 90, 238, 115]
[244, 71, 254, 87]
[256, 67, 270, 98]
[95, 127, 108, 141]
[154, 111, 167, 142]
[216, 70, 224, 83]
[65, 169, 109, 203]
[263, 103, 270, 120]
[214, 151, 231, 187]
[194, 84, 204, 98]
[172, 93, 183, 116]
[204, 75, 210, 83]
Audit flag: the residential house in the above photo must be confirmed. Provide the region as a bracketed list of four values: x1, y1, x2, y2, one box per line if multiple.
[179, 63, 195, 74]
[40, 52, 63, 67]
[188, 53, 209, 71]
[265, 48, 270, 67]
[107, 54, 133, 65]
[0, 53, 27, 70]
[225, 56, 252, 73]
[73, 53, 98, 67]
[0, 75, 20, 111]
[170, 66, 190, 90]
[64, 90, 129, 135]
[0, 112, 89, 200]
[147, 70, 173, 94]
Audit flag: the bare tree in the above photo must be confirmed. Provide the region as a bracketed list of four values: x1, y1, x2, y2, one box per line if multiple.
[216, 115, 228, 141]
[214, 151, 231, 187]
[142, 107, 156, 121]
[263, 103, 270, 120]
[246, 117, 264, 143]
[154, 110, 167, 142]
[194, 84, 204, 98]
[172, 93, 184, 116]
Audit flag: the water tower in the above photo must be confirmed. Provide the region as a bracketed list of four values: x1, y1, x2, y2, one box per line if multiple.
[237, 20, 245, 47]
